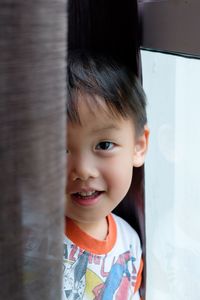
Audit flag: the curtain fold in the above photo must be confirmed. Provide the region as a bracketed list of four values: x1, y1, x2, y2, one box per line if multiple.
[0, 1, 67, 299]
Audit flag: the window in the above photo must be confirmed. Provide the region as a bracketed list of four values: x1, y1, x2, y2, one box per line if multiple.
[142, 50, 200, 300]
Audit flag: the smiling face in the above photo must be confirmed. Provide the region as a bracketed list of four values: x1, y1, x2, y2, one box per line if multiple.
[66, 95, 148, 234]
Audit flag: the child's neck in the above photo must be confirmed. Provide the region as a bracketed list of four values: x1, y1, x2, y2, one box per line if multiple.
[74, 217, 109, 241]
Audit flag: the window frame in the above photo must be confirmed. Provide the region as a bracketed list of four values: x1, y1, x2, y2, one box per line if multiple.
[139, 0, 200, 57]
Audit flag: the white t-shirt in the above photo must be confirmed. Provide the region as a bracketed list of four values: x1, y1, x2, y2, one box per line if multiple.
[63, 213, 143, 300]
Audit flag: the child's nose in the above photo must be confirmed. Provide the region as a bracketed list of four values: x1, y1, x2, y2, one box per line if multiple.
[70, 155, 98, 181]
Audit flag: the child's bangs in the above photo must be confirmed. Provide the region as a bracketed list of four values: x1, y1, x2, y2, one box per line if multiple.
[67, 89, 129, 125]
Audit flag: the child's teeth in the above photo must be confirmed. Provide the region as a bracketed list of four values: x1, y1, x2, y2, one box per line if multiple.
[79, 191, 96, 196]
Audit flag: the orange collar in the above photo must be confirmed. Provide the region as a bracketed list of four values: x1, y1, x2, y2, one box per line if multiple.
[65, 214, 117, 255]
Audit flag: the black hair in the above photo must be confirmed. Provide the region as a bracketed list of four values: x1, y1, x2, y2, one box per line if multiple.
[67, 51, 147, 133]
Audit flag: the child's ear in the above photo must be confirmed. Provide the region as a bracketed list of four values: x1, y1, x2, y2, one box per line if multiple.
[133, 125, 149, 167]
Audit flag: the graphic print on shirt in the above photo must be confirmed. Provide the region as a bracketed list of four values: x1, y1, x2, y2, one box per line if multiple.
[63, 246, 89, 299]
[63, 244, 138, 300]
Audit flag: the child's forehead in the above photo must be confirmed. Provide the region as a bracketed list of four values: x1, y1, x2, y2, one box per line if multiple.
[74, 93, 123, 123]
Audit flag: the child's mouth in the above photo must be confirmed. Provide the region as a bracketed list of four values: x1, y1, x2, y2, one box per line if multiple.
[71, 191, 103, 206]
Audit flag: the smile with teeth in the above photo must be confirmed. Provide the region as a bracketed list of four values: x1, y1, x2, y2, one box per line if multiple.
[71, 190, 103, 202]
[73, 191, 100, 198]
[71, 190, 103, 206]
[77, 191, 97, 197]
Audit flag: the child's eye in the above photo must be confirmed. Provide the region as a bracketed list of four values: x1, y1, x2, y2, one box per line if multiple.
[96, 141, 114, 150]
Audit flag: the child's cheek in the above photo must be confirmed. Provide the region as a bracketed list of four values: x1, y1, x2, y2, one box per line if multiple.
[102, 160, 133, 200]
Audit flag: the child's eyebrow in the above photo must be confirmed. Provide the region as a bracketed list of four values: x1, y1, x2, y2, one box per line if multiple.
[92, 124, 120, 133]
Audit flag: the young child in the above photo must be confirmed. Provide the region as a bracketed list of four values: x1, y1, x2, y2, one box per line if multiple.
[63, 52, 149, 300]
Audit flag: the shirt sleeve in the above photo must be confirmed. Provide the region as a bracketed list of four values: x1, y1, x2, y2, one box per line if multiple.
[134, 258, 144, 295]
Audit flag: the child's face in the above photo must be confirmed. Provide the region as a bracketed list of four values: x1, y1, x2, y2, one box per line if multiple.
[65, 95, 148, 226]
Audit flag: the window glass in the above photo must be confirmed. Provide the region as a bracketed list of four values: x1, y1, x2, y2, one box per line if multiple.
[141, 50, 200, 300]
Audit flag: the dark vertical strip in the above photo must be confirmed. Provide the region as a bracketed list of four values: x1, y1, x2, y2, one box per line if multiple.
[68, 0, 139, 73]
[0, 1, 67, 299]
